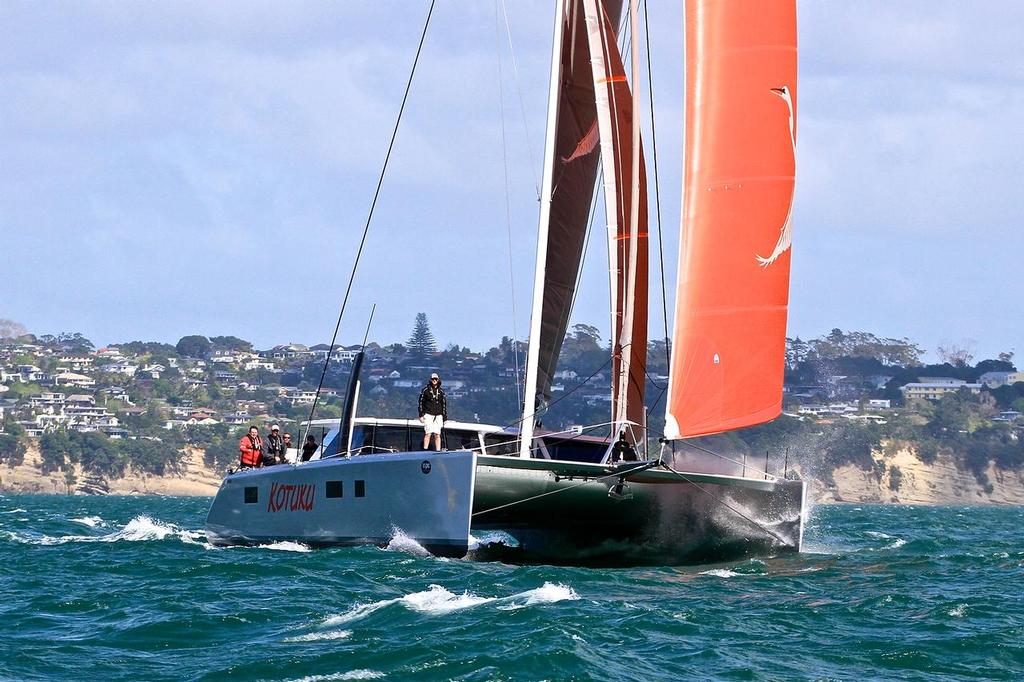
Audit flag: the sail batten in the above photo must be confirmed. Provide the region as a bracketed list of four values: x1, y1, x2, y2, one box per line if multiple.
[664, 0, 797, 440]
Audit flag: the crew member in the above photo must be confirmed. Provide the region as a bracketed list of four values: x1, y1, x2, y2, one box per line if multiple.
[418, 372, 447, 451]
[610, 431, 638, 463]
[281, 432, 293, 463]
[238, 426, 264, 469]
[301, 435, 319, 462]
[265, 424, 286, 465]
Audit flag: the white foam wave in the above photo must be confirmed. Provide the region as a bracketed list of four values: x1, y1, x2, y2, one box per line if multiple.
[885, 538, 907, 550]
[495, 582, 579, 611]
[700, 568, 741, 578]
[284, 629, 352, 643]
[289, 671, 384, 682]
[71, 516, 104, 528]
[322, 600, 398, 627]
[261, 541, 312, 553]
[6, 515, 201, 546]
[402, 584, 495, 614]
[324, 582, 579, 625]
[1, 508, 27, 514]
[866, 531, 892, 539]
[948, 603, 968, 618]
[384, 528, 432, 558]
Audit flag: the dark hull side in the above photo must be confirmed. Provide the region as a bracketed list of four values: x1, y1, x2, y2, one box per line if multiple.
[470, 460, 806, 567]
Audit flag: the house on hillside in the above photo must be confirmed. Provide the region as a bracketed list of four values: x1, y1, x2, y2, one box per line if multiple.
[900, 378, 981, 401]
[54, 372, 96, 388]
[979, 371, 1024, 388]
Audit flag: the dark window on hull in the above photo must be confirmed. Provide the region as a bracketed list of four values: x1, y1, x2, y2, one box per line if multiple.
[543, 438, 607, 464]
[244, 487, 258, 504]
[326, 481, 343, 498]
[355, 480, 365, 498]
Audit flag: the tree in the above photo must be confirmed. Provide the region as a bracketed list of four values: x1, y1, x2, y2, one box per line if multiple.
[210, 336, 253, 352]
[0, 434, 26, 466]
[937, 340, 976, 368]
[407, 313, 437, 357]
[0, 319, 28, 340]
[176, 335, 212, 358]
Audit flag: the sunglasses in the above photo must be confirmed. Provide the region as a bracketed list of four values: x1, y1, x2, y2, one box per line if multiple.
[431, 378, 439, 381]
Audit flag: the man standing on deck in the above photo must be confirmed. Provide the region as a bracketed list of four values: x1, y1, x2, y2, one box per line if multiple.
[265, 424, 286, 465]
[418, 372, 447, 451]
[238, 426, 264, 469]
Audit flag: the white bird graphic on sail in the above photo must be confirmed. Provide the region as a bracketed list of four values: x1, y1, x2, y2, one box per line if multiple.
[756, 85, 796, 267]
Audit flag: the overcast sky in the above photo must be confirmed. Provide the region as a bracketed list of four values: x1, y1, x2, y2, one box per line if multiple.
[1, 1, 1021, 361]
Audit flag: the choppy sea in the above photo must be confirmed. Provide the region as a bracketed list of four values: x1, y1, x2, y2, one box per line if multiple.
[1, 495, 1022, 681]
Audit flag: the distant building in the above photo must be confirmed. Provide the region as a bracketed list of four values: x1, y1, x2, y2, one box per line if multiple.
[979, 371, 1024, 388]
[901, 379, 981, 401]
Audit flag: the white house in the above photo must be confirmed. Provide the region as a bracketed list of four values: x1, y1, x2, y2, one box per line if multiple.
[54, 372, 96, 388]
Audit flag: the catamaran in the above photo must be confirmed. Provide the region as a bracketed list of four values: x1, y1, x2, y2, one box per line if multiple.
[207, 0, 807, 565]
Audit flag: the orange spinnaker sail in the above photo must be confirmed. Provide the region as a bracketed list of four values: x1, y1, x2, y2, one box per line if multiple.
[664, 0, 797, 440]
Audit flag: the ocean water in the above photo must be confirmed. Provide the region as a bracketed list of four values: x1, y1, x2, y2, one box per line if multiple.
[1, 495, 1022, 681]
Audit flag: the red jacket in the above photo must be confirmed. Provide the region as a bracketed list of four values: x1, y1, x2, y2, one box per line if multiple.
[239, 434, 263, 467]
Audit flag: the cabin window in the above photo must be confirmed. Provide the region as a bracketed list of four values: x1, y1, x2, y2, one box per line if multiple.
[372, 425, 408, 454]
[244, 486, 258, 504]
[483, 433, 518, 456]
[445, 429, 481, 452]
[326, 481, 343, 498]
[350, 425, 372, 454]
[355, 480, 365, 498]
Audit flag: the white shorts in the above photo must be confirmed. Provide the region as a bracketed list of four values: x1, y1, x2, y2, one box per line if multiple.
[423, 414, 444, 435]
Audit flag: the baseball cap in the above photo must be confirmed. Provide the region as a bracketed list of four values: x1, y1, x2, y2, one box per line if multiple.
[430, 373, 439, 379]
[271, 424, 280, 431]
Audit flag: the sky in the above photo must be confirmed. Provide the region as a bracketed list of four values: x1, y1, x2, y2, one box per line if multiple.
[1, 1, 1021, 362]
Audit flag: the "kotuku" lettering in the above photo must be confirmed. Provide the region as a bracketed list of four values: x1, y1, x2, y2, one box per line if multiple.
[267, 482, 316, 513]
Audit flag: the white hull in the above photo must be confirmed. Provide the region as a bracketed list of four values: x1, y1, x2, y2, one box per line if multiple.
[205, 450, 477, 558]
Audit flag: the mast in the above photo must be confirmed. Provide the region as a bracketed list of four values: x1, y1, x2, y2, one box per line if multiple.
[519, 0, 568, 458]
[583, 0, 648, 447]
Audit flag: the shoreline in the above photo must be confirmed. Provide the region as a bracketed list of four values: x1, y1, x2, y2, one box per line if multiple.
[3, 442, 1023, 506]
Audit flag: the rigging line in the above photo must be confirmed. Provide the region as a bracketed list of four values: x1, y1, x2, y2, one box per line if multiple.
[472, 460, 659, 517]
[658, 464, 793, 546]
[676, 439, 773, 480]
[499, 0, 540, 200]
[495, 0, 522, 412]
[642, 0, 671, 370]
[502, 354, 612, 431]
[301, 0, 437, 437]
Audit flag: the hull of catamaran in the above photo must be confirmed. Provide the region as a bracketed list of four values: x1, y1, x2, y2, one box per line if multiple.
[470, 455, 806, 566]
[204, 450, 476, 558]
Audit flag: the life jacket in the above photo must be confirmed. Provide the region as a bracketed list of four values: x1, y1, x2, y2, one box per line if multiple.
[239, 434, 263, 467]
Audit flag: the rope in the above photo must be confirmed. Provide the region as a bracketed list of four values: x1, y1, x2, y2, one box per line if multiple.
[498, 0, 540, 200]
[642, 0, 671, 371]
[494, 0, 523, 413]
[300, 0, 437, 444]
[658, 464, 794, 547]
[472, 460, 658, 517]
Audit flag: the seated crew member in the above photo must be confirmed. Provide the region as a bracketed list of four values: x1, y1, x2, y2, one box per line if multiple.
[238, 426, 264, 469]
[610, 431, 638, 463]
[301, 435, 319, 462]
[281, 432, 293, 463]
[265, 424, 286, 465]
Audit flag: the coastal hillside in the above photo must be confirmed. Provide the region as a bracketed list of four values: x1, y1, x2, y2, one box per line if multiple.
[1, 323, 1022, 504]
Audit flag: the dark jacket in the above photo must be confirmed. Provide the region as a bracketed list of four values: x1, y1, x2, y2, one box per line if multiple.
[418, 383, 447, 419]
[266, 433, 286, 464]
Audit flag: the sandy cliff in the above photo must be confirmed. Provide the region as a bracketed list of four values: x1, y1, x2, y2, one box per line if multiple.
[0, 442, 222, 496]
[813, 443, 1024, 506]
[3, 440, 1024, 504]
